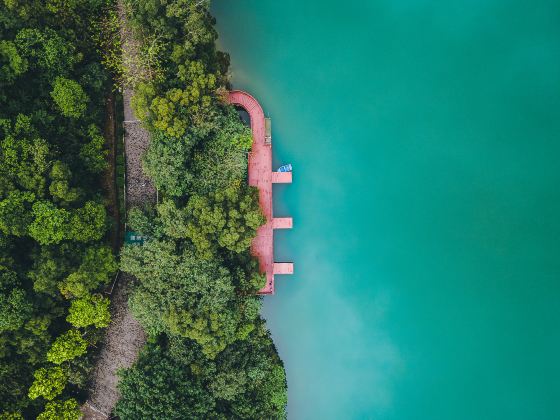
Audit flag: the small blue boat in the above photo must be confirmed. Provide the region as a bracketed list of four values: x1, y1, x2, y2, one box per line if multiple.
[277, 163, 293, 172]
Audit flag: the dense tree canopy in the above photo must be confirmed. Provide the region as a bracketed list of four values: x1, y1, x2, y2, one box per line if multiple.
[157, 182, 264, 258]
[116, 326, 287, 419]
[0, 0, 116, 417]
[122, 239, 261, 358]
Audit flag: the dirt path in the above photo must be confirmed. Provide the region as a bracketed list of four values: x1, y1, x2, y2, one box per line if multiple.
[81, 2, 156, 418]
[82, 273, 146, 418]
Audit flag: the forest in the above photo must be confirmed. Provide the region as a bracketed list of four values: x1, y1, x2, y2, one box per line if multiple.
[0, 1, 117, 418]
[0, 0, 287, 419]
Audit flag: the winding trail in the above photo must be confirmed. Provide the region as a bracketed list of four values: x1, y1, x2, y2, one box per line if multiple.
[81, 2, 155, 417]
[228, 90, 294, 294]
[81, 89, 155, 419]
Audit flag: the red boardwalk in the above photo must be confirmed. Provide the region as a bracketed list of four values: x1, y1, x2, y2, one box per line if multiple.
[228, 90, 293, 294]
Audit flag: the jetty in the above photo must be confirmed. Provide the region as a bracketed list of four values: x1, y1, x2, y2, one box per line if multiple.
[228, 90, 294, 294]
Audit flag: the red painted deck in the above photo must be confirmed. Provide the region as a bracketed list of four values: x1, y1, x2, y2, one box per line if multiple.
[273, 218, 293, 229]
[272, 171, 292, 183]
[274, 263, 294, 275]
[228, 90, 293, 294]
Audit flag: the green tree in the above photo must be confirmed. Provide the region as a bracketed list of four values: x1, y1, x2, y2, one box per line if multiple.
[122, 240, 260, 358]
[18, 316, 53, 366]
[142, 130, 196, 197]
[46, 330, 88, 365]
[0, 1, 118, 416]
[0, 191, 35, 237]
[61, 353, 93, 388]
[15, 28, 77, 78]
[158, 182, 265, 258]
[0, 361, 32, 414]
[145, 61, 217, 138]
[28, 366, 66, 401]
[0, 412, 24, 420]
[115, 344, 215, 419]
[126, 206, 162, 238]
[28, 201, 69, 245]
[66, 294, 110, 328]
[68, 201, 106, 242]
[215, 326, 288, 418]
[0, 267, 33, 333]
[59, 245, 117, 298]
[0, 288, 33, 332]
[48, 162, 80, 204]
[188, 110, 251, 195]
[50, 77, 88, 118]
[27, 244, 74, 295]
[80, 124, 108, 173]
[0, 119, 51, 195]
[0, 40, 28, 84]
[36, 398, 80, 420]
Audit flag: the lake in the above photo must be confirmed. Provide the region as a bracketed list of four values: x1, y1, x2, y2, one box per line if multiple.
[213, 1, 560, 419]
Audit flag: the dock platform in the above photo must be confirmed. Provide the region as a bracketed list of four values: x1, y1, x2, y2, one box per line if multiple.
[228, 90, 294, 294]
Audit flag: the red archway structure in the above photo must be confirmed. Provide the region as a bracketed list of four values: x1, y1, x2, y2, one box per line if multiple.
[228, 90, 293, 294]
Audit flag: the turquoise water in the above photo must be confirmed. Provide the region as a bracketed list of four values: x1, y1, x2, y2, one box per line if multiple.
[213, 1, 560, 419]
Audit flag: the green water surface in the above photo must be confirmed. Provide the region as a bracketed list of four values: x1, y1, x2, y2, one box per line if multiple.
[213, 1, 560, 419]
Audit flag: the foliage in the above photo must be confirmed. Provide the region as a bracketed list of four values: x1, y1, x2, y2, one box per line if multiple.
[126, 206, 159, 237]
[0, 120, 51, 197]
[80, 124, 108, 173]
[0, 40, 28, 84]
[0, 412, 24, 420]
[28, 366, 66, 401]
[49, 162, 80, 204]
[115, 344, 214, 419]
[122, 240, 260, 358]
[0, 1, 116, 414]
[0, 268, 33, 332]
[36, 398, 80, 420]
[62, 353, 93, 388]
[46, 330, 87, 365]
[188, 109, 251, 195]
[0, 360, 32, 414]
[14, 27, 77, 79]
[66, 294, 111, 328]
[28, 201, 70, 245]
[0, 287, 33, 332]
[157, 182, 264, 258]
[68, 201, 107, 242]
[0, 191, 34, 237]
[50, 77, 89, 118]
[116, 325, 287, 419]
[149, 63, 216, 137]
[142, 130, 196, 197]
[59, 245, 117, 298]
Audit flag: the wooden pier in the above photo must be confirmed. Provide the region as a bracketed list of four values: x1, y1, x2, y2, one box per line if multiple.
[228, 90, 294, 294]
